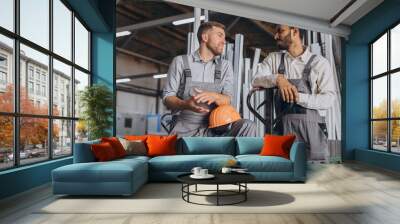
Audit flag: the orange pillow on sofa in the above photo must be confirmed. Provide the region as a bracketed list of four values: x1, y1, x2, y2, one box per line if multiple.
[91, 142, 117, 161]
[146, 135, 177, 157]
[101, 137, 126, 158]
[259, 134, 296, 159]
[124, 135, 148, 142]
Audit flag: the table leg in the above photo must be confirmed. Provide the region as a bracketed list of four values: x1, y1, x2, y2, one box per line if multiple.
[245, 183, 247, 201]
[217, 184, 219, 206]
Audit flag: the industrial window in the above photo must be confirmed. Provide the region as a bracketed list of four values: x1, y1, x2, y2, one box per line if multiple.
[0, 0, 92, 170]
[124, 118, 132, 128]
[370, 22, 400, 154]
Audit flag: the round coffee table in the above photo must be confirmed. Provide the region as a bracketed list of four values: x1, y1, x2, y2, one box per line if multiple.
[177, 172, 255, 206]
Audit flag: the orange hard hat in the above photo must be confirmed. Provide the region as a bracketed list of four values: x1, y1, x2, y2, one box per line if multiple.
[209, 105, 241, 128]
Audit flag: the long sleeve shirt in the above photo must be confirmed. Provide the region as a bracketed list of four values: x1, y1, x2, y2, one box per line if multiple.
[162, 50, 234, 104]
[252, 47, 336, 117]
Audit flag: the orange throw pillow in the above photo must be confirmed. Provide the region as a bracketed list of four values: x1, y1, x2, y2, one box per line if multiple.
[259, 135, 296, 159]
[146, 135, 177, 157]
[91, 142, 117, 161]
[101, 137, 127, 158]
[124, 135, 148, 142]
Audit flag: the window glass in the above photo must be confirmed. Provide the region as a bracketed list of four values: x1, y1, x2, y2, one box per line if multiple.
[0, 34, 14, 113]
[20, 44, 49, 115]
[20, 117, 49, 165]
[0, 116, 13, 170]
[53, 119, 72, 158]
[74, 18, 89, 70]
[372, 77, 387, 119]
[391, 72, 400, 118]
[372, 33, 387, 76]
[74, 69, 89, 118]
[0, 0, 14, 32]
[53, 0, 72, 60]
[391, 24, 400, 70]
[372, 121, 388, 151]
[20, 0, 49, 49]
[53, 59, 72, 117]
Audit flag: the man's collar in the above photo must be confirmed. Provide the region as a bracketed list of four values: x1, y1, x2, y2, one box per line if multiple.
[285, 46, 312, 63]
[192, 50, 220, 64]
[299, 46, 312, 62]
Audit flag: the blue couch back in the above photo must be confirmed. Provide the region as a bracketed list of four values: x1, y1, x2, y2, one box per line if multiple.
[73, 139, 100, 163]
[179, 137, 235, 155]
[73, 137, 265, 163]
[235, 137, 263, 155]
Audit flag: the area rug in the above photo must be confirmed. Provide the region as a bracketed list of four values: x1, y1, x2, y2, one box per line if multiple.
[37, 183, 362, 214]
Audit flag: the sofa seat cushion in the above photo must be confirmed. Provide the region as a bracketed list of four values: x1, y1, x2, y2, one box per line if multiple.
[236, 155, 293, 172]
[149, 154, 235, 172]
[52, 159, 147, 183]
[117, 155, 150, 162]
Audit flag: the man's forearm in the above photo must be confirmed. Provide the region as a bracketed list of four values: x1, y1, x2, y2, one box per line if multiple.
[215, 93, 231, 106]
[164, 96, 187, 111]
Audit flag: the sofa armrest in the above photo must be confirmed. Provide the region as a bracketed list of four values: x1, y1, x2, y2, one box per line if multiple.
[289, 141, 307, 181]
[73, 140, 100, 163]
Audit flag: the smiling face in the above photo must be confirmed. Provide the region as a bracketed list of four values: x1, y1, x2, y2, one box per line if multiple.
[202, 26, 226, 56]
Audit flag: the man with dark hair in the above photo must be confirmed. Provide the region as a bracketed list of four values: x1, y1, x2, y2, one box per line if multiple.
[252, 24, 336, 162]
[163, 21, 256, 137]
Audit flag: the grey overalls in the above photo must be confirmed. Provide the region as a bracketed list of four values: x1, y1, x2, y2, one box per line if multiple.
[170, 55, 256, 137]
[275, 53, 329, 161]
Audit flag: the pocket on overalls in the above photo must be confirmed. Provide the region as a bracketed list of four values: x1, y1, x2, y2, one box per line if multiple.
[318, 123, 328, 138]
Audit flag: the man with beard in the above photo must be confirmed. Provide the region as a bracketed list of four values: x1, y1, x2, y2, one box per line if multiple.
[252, 24, 336, 162]
[163, 21, 256, 137]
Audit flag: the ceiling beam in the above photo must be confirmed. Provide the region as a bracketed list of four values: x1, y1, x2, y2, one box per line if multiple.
[117, 12, 194, 32]
[117, 72, 166, 80]
[226, 17, 241, 33]
[330, 0, 367, 27]
[117, 85, 159, 97]
[131, 36, 171, 54]
[117, 48, 169, 67]
[122, 4, 188, 37]
[117, 6, 186, 41]
[250, 20, 275, 37]
[166, 2, 191, 13]
[166, 0, 351, 37]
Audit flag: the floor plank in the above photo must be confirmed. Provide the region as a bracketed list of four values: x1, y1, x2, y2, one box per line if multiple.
[1, 162, 400, 224]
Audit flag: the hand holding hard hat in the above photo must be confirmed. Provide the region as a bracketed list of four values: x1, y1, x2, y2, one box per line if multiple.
[193, 88, 219, 105]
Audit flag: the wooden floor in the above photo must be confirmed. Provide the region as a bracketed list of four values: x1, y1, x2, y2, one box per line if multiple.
[1, 162, 400, 224]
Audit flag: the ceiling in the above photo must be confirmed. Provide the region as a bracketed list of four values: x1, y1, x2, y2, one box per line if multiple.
[115, 0, 383, 95]
[116, 1, 278, 77]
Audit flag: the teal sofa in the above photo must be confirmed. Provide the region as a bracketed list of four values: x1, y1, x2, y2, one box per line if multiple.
[52, 137, 306, 196]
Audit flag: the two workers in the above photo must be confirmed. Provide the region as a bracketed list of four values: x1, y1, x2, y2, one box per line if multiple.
[162, 21, 335, 162]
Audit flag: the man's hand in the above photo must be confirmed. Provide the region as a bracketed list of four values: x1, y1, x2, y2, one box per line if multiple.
[192, 88, 218, 105]
[192, 88, 231, 106]
[276, 74, 299, 103]
[184, 97, 209, 113]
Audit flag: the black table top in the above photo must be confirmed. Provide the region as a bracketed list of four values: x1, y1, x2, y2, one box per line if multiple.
[177, 172, 255, 185]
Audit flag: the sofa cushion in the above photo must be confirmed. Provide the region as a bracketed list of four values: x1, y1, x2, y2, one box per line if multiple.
[236, 155, 293, 172]
[180, 137, 235, 155]
[148, 154, 235, 172]
[235, 137, 263, 155]
[147, 135, 177, 157]
[73, 140, 100, 163]
[52, 159, 147, 183]
[119, 138, 147, 156]
[91, 142, 118, 161]
[260, 135, 296, 159]
[101, 137, 127, 158]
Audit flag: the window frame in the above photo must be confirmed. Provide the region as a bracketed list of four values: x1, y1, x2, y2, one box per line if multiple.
[370, 20, 400, 154]
[0, 0, 92, 171]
